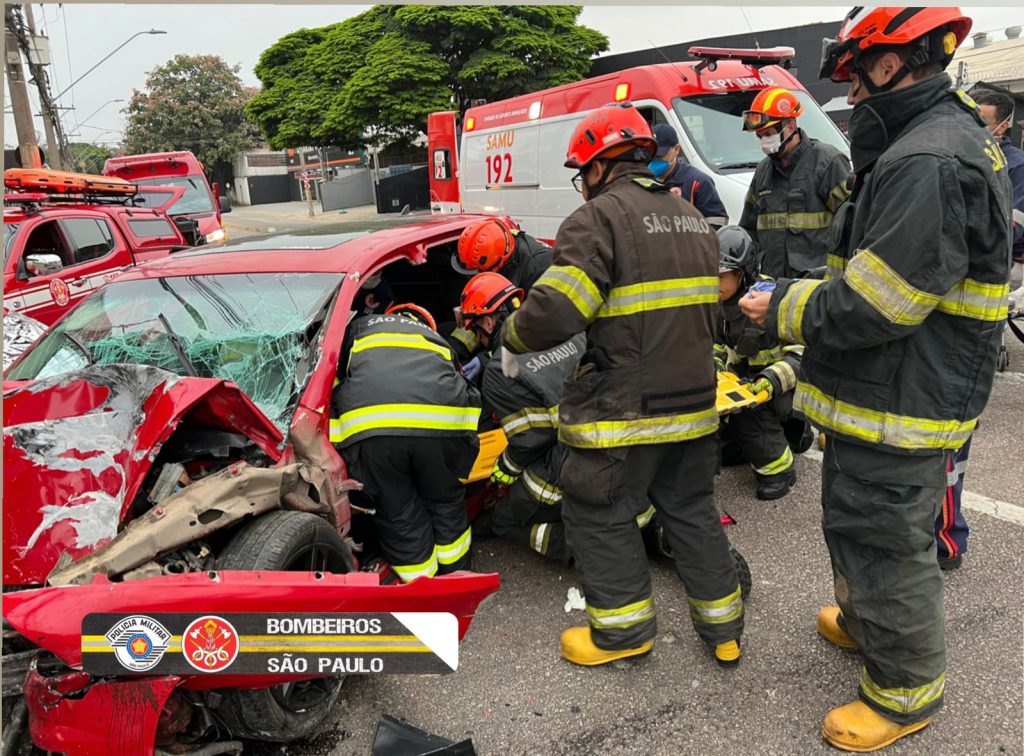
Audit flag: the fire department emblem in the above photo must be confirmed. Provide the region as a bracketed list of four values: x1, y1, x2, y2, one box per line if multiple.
[777, 98, 792, 114]
[49, 278, 70, 306]
[105, 615, 172, 672]
[182, 615, 239, 672]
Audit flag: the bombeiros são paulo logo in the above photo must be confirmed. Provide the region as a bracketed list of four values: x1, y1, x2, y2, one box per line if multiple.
[183, 615, 240, 672]
[105, 615, 172, 671]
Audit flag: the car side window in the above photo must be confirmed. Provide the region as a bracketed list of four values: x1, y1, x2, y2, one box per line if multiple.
[61, 218, 115, 264]
[21, 220, 74, 275]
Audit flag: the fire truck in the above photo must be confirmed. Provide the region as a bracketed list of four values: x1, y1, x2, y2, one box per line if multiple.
[428, 46, 849, 241]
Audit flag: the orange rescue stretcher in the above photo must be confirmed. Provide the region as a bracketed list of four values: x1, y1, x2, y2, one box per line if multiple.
[3, 168, 137, 196]
[463, 370, 768, 483]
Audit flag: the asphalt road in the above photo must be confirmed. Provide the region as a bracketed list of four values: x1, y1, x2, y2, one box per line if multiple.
[260, 331, 1024, 756]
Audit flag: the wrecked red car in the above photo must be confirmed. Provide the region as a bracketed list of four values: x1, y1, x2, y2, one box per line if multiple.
[2, 218, 503, 754]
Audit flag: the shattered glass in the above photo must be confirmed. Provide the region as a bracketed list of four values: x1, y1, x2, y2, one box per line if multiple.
[9, 273, 343, 432]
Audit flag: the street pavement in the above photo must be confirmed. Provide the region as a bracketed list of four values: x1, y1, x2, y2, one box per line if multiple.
[222, 201, 428, 239]
[257, 328, 1024, 755]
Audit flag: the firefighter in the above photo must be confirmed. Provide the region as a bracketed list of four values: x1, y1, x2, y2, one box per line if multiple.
[739, 87, 852, 279]
[450, 218, 554, 366]
[742, 7, 1010, 750]
[715, 225, 804, 500]
[650, 123, 729, 227]
[329, 308, 481, 582]
[501, 102, 743, 667]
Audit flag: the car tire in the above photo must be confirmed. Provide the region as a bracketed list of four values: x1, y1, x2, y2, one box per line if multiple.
[215, 511, 354, 743]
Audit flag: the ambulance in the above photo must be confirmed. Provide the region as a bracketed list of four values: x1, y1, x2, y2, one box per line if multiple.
[428, 46, 849, 241]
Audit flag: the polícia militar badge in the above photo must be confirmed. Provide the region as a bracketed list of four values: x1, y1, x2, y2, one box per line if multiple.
[103, 615, 173, 672]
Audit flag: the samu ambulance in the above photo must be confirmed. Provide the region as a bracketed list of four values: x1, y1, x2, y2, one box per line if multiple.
[429, 46, 849, 241]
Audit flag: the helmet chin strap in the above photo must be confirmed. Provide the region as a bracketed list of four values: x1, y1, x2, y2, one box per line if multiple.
[853, 62, 912, 96]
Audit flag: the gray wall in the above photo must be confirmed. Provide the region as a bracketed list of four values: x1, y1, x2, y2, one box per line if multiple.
[320, 168, 375, 211]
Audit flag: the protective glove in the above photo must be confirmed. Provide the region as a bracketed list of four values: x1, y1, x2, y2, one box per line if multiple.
[750, 376, 774, 400]
[460, 355, 483, 381]
[500, 346, 519, 378]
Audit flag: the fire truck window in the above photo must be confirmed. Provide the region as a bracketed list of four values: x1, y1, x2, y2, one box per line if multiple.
[62, 218, 116, 263]
[22, 220, 73, 272]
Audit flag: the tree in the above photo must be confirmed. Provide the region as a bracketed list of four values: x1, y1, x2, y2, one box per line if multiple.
[248, 6, 608, 151]
[123, 55, 262, 184]
[67, 142, 113, 174]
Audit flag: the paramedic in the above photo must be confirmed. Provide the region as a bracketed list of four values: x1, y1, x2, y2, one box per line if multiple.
[650, 123, 728, 227]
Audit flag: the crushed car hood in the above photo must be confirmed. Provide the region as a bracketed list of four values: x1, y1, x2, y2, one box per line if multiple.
[3, 364, 284, 585]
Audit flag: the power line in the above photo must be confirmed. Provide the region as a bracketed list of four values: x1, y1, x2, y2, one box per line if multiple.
[61, 2, 74, 110]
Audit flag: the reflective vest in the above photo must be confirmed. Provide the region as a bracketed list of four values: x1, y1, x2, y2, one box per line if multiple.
[330, 314, 481, 448]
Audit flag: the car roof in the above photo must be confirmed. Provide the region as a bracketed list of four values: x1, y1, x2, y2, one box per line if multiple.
[113, 214, 497, 279]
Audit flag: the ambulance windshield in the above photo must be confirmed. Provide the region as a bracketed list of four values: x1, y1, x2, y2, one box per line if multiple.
[673, 90, 849, 174]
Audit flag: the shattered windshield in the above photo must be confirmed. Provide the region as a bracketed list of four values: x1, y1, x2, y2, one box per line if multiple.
[8, 273, 343, 431]
[132, 174, 215, 214]
[673, 90, 849, 173]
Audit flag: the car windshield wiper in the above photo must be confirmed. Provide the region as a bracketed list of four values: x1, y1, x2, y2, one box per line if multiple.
[63, 331, 95, 365]
[717, 161, 761, 170]
[156, 313, 199, 377]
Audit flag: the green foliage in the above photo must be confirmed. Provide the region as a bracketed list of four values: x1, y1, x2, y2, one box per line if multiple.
[123, 55, 261, 177]
[248, 5, 608, 150]
[67, 142, 113, 174]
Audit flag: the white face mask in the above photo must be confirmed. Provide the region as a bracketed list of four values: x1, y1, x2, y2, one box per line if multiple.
[759, 132, 783, 156]
[987, 115, 1012, 136]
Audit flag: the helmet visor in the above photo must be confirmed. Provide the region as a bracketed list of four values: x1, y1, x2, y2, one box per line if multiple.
[820, 37, 851, 81]
[741, 110, 777, 132]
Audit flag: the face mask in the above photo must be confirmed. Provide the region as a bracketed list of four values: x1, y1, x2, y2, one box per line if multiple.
[988, 116, 1012, 136]
[759, 132, 782, 156]
[847, 103, 890, 173]
[648, 159, 671, 178]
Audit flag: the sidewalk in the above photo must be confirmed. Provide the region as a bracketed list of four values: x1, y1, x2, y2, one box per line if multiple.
[223, 201, 430, 237]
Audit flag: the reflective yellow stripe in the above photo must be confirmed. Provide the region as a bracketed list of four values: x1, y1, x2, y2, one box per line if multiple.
[795, 381, 977, 450]
[491, 464, 518, 486]
[436, 527, 472, 565]
[330, 403, 481, 444]
[522, 468, 562, 505]
[747, 345, 784, 366]
[845, 250, 941, 326]
[635, 504, 656, 528]
[688, 585, 743, 625]
[393, 548, 438, 582]
[764, 360, 797, 393]
[530, 523, 552, 555]
[533, 265, 604, 321]
[825, 253, 847, 281]
[936, 278, 1009, 322]
[860, 669, 945, 715]
[503, 312, 530, 354]
[826, 180, 851, 214]
[587, 595, 655, 630]
[756, 211, 833, 230]
[496, 450, 523, 476]
[501, 406, 559, 438]
[450, 327, 479, 352]
[351, 333, 452, 361]
[559, 406, 719, 449]
[598, 277, 719, 317]
[753, 446, 793, 476]
[775, 279, 822, 345]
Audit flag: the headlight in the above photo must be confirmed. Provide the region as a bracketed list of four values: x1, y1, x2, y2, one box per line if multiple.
[205, 228, 228, 243]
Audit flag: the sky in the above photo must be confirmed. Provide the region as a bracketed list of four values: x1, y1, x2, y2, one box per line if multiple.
[4, 3, 1024, 149]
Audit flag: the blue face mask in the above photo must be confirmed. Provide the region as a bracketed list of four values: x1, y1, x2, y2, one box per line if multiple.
[648, 159, 671, 178]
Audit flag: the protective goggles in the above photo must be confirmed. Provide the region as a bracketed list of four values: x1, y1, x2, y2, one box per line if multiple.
[819, 36, 855, 81]
[741, 111, 780, 132]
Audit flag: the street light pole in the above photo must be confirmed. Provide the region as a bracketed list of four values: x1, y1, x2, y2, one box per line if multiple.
[53, 29, 166, 102]
[68, 98, 125, 134]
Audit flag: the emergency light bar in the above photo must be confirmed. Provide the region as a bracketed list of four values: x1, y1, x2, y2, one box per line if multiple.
[688, 45, 795, 72]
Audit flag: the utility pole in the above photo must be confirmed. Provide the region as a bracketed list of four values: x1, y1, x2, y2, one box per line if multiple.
[21, 3, 62, 169]
[4, 7, 40, 168]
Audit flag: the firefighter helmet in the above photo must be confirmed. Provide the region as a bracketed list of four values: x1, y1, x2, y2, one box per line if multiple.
[564, 102, 658, 170]
[384, 302, 437, 332]
[742, 88, 804, 132]
[459, 272, 523, 324]
[453, 218, 516, 275]
[820, 7, 972, 83]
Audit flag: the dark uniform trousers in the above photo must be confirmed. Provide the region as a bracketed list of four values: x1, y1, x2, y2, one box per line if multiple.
[561, 434, 743, 650]
[344, 435, 475, 577]
[823, 437, 948, 724]
[493, 484, 569, 564]
[721, 395, 794, 477]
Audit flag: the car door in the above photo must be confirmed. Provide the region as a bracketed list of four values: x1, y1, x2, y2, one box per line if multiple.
[15, 212, 127, 324]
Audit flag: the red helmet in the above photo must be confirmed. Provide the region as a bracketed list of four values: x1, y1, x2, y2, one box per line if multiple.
[564, 102, 658, 170]
[742, 88, 804, 132]
[454, 218, 516, 274]
[384, 302, 437, 332]
[820, 7, 972, 82]
[459, 272, 523, 324]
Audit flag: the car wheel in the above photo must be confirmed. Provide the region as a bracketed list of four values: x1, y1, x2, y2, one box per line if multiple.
[215, 511, 354, 743]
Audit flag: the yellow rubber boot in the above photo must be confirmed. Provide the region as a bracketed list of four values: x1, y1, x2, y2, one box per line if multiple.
[817, 606, 859, 650]
[560, 626, 653, 666]
[714, 639, 741, 667]
[823, 701, 930, 752]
